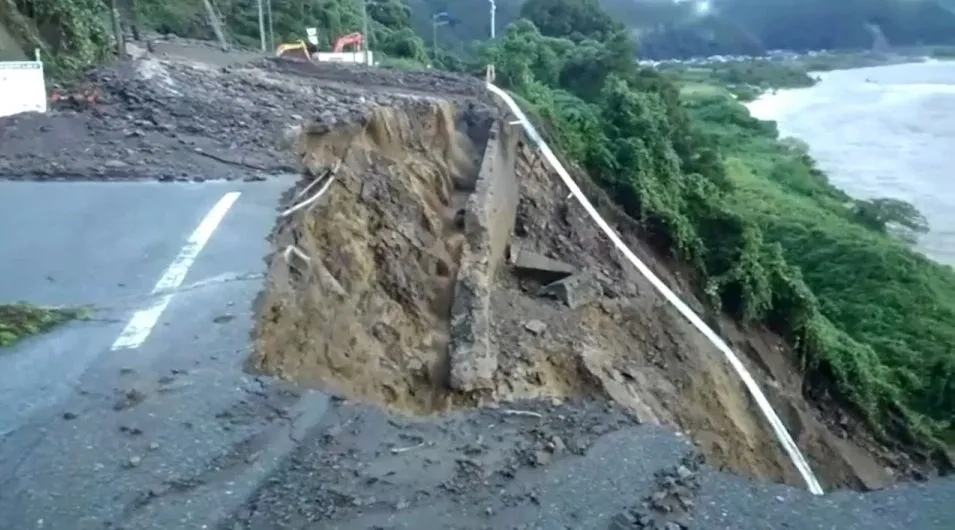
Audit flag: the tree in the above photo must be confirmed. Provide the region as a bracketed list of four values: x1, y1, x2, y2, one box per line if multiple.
[519, 0, 621, 42]
[852, 197, 930, 236]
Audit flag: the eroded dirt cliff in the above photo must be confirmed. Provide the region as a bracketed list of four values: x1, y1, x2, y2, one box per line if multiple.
[250, 69, 923, 492]
[254, 97, 494, 413]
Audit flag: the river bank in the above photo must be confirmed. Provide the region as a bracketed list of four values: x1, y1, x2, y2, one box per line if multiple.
[744, 60, 955, 265]
[673, 59, 955, 460]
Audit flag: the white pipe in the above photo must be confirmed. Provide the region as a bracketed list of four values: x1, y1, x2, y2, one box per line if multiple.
[280, 174, 336, 218]
[485, 81, 825, 496]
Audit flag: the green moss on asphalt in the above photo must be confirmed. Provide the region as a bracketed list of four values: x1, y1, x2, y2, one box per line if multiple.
[0, 303, 87, 347]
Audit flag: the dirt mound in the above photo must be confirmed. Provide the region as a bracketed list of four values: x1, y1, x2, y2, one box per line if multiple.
[0, 50, 487, 182]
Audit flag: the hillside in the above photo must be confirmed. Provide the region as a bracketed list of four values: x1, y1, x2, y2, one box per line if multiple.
[408, 0, 955, 59]
[482, 0, 955, 466]
[9, 0, 953, 72]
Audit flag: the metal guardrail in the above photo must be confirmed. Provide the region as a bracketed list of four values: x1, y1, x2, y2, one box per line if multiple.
[484, 81, 826, 496]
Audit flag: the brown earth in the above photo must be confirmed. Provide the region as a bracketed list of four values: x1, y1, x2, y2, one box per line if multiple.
[0, 43, 934, 492]
[248, 67, 935, 492]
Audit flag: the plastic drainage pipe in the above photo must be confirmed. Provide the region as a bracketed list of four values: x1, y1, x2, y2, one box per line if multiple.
[485, 81, 825, 496]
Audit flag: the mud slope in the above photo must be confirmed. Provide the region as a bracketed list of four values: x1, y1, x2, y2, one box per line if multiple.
[253, 84, 939, 493]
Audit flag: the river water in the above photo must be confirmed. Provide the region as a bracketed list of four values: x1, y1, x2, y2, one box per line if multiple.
[745, 60, 955, 264]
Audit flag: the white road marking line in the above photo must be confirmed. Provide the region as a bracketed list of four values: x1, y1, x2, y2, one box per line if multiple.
[111, 191, 242, 350]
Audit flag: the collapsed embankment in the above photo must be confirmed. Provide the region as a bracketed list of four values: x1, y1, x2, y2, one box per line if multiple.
[253, 97, 496, 412]
[251, 85, 914, 492]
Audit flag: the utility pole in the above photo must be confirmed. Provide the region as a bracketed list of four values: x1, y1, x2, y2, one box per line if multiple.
[108, 0, 126, 58]
[202, 0, 229, 51]
[257, 0, 266, 51]
[127, 0, 141, 42]
[432, 12, 449, 63]
[487, 0, 496, 81]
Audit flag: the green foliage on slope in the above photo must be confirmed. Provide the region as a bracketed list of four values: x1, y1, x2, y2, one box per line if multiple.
[0, 0, 111, 77]
[479, 0, 955, 447]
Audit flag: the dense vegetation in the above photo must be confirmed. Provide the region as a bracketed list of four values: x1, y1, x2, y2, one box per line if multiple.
[476, 0, 955, 449]
[6, 0, 955, 450]
[8, 0, 954, 75]
[0, 0, 111, 75]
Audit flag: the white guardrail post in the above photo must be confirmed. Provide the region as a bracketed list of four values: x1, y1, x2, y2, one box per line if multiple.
[485, 81, 825, 496]
[0, 50, 47, 118]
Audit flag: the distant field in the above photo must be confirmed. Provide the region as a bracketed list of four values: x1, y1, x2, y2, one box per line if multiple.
[678, 83, 729, 98]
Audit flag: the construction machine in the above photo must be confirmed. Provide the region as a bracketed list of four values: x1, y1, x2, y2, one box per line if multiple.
[275, 31, 364, 62]
[276, 39, 319, 61]
[332, 32, 364, 53]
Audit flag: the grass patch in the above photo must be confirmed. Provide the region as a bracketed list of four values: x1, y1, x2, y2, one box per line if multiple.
[0, 303, 88, 347]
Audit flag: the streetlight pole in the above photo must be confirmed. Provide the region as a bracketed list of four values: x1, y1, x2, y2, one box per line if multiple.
[487, 0, 496, 81]
[362, 0, 369, 65]
[257, 0, 266, 51]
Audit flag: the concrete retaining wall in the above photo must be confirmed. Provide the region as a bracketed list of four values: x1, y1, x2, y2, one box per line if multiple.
[448, 119, 520, 392]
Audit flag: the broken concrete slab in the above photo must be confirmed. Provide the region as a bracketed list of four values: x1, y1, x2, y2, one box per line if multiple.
[511, 247, 576, 283]
[449, 267, 495, 392]
[539, 270, 602, 309]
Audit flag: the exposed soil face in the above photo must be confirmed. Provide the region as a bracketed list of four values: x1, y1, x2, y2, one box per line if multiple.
[253, 97, 494, 413]
[251, 78, 930, 492]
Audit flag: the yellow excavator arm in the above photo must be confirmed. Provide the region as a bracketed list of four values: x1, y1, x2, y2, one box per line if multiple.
[275, 40, 315, 62]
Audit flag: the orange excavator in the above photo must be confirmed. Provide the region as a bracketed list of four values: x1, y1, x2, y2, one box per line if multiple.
[332, 32, 364, 52]
[275, 32, 364, 62]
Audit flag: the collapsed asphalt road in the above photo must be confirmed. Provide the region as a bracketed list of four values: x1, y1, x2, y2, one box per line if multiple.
[0, 177, 332, 530]
[1, 178, 953, 530]
[224, 399, 955, 530]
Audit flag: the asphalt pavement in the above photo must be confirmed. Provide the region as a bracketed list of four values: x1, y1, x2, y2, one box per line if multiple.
[0, 177, 330, 530]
